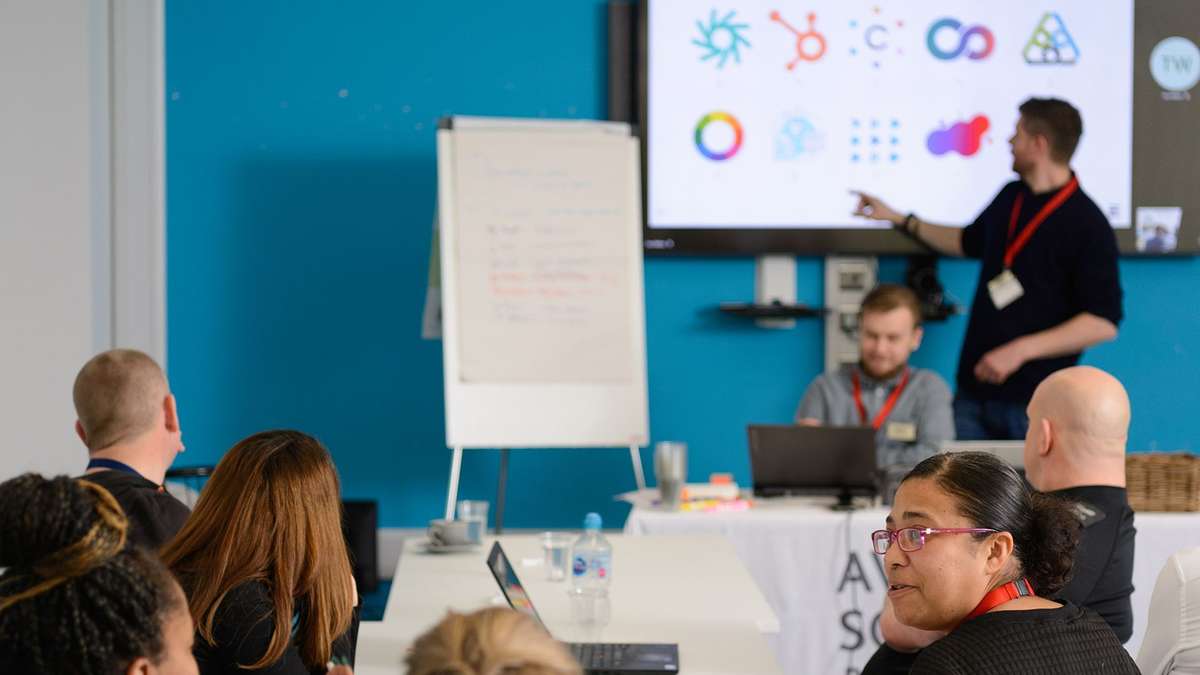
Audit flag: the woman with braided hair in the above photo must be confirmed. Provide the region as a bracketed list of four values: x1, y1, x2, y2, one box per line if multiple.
[0, 473, 198, 675]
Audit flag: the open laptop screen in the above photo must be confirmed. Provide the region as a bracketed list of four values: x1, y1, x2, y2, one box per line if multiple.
[487, 542, 545, 626]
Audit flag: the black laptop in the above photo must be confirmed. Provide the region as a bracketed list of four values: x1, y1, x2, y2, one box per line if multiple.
[747, 424, 878, 505]
[486, 542, 679, 674]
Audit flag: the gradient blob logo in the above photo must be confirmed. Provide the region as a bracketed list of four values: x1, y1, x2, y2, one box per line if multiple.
[926, 115, 989, 156]
[927, 18, 994, 60]
[695, 112, 744, 161]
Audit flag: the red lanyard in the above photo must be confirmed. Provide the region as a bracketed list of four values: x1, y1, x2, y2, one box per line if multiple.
[1004, 176, 1078, 269]
[852, 368, 910, 430]
[964, 577, 1036, 622]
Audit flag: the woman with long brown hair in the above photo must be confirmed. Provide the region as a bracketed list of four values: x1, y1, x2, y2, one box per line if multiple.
[161, 430, 359, 674]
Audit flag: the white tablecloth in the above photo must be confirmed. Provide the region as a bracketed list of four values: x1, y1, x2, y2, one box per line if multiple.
[624, 496, 1200, 675]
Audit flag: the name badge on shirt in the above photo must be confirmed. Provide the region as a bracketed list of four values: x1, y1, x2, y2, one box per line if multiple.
[987, 269, 1025, 310]
[886, 421, 917, 442]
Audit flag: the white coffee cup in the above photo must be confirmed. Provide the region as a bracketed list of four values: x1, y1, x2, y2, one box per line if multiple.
[428, 519, 473, 547]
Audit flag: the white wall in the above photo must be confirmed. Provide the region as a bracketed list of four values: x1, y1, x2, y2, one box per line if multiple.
[0, 1, 164, 481]
[0, 2, 107, 479]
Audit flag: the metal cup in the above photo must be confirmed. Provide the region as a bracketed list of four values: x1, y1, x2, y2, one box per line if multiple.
[653, 441, 687, 508]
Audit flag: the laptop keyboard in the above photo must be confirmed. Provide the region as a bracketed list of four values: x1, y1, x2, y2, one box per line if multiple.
[569, 642, 630, 669]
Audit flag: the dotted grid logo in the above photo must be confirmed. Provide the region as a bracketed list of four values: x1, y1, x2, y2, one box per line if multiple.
[1149, 37, 1200, 94]
[926, 115, 990, 157]
[694, 112, 745, 161]
[693, 9, 751, 69]
[769, 11, 826, 69]
[850, 118, 900, 164]
[848, 7, 905, 69]
[1023, 12, 1080, 65]
[926, 18, 994, 61]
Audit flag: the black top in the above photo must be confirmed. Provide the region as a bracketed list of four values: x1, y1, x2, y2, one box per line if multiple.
[911, 603, 1138, 674]
[957, 179, 1123, 403]
[194, 582, 360, 675]
[76, 469, 190, 551]
[1056, 486, 1136, 643]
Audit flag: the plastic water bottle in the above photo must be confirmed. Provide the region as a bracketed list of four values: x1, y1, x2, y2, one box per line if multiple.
[568, 512, 612, 624]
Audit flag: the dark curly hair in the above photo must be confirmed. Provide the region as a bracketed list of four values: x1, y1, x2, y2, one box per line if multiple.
[904, 452, 1082, 595]
[0, 474, 184, 674]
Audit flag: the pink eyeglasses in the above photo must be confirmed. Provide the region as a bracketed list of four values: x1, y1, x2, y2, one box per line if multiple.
[871, 527, 998, 554]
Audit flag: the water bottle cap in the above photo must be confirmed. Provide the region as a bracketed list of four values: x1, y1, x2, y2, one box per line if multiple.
[583, 512, 602, 530]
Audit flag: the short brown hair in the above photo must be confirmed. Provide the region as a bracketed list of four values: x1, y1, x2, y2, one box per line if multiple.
[860, 284, 922, 327]
[73, 349, 168, 451]
[406, 608, 582, 675]
[1018, 98, 1083, 164]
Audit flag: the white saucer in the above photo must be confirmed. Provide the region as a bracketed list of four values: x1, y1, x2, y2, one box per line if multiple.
[418, 540, 480, 554]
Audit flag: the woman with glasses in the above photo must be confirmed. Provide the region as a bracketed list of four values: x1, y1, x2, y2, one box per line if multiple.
[868, 451, 1136, 674]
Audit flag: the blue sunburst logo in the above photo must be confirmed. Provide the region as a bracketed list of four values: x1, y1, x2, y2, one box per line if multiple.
[693, 9, 751, 69]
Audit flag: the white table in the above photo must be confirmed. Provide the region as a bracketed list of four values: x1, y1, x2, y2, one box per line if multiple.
[624, 497, 1200, 675]
[356, 534, 783, 675]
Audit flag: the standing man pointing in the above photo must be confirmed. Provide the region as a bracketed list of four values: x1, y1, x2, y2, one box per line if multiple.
[853, 98, 1123, 440]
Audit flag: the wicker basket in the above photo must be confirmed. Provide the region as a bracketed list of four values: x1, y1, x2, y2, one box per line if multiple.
[1127, 453, 1200, 512]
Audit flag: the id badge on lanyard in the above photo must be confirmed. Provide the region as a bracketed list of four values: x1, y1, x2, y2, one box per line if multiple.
[988, 270, 1024, 310]
[989, 177, 1078, 311]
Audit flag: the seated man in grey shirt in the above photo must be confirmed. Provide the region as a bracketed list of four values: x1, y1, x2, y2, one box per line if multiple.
[795, 284, 954, 499]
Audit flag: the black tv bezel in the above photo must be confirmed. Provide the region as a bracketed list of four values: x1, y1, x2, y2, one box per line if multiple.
[636, 1, 936, 256]
[630, 1, 1194, 257]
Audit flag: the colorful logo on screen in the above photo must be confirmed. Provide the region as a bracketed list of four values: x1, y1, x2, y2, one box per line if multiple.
[1024, 12, 1079, 65]
[693, 9, 751, 69]
[927, 18, 994, 60]
[694, 112, 744, 161]
[848, 7, 905, 69]
[926, 115, 989, 156]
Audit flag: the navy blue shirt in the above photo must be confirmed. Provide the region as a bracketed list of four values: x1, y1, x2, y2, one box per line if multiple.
[957, 178, 1123, 403]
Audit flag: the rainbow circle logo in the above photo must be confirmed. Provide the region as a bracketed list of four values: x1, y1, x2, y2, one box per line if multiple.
[694, 112, 744, 160]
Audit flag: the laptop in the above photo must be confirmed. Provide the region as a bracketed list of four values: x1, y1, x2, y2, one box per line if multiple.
[747, 424, 878, 502]
[486, 542, 679, 674]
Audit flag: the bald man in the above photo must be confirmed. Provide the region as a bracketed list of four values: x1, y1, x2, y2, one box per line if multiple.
[73, 349, 190, 550]
[1024, 365, 1135, 641]
[863, 366, 1135, 674]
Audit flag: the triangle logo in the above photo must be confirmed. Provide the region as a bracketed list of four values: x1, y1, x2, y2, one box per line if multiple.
[1023, 12, 1080, 65]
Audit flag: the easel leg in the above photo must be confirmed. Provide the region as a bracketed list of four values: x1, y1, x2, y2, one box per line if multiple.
[629, 444, 646, 491]
[495, 448, 509, 534]
[445, 446, 463, 520]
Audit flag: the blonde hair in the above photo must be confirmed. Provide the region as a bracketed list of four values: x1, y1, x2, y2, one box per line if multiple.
[73, 349, 168, 450]
[161, 430, 354, 669]
[406, 608, 582, 675]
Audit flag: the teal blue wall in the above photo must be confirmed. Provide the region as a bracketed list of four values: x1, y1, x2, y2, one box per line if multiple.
[166, 1, 1199, 529]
